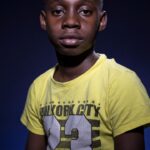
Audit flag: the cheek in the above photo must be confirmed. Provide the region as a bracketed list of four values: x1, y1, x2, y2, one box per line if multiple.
[82, 23, 99, 40]
[46, 17, 61, 35]
[82, 18, 99, 34]
[47, 23, 60, 39]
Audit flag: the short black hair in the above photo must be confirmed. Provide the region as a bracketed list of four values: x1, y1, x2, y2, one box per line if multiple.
[41, 0, 104, 10]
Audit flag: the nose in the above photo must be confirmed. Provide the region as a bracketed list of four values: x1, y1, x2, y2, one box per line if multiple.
[62, 12, 80, 29]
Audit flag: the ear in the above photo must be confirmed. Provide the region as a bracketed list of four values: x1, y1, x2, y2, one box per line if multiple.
[98, 11, 107, 32]
[40, 10, 47, 31]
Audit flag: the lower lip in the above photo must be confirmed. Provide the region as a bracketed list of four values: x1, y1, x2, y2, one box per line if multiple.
[59, 38, 83, 46]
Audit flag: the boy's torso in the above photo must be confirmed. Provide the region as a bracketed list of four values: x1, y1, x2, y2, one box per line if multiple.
[39, 55, 114, 149]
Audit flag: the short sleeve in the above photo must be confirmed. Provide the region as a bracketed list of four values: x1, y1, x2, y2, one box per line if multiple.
[108, 71, 150, 137]
[20, 82, 45, 135]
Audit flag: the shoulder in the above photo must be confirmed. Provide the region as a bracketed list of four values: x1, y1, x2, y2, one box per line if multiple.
[100, 55, 148, 97]
[104, 57, 149, 105]
[103, 57, 140, 84]
[106, 57, 135, 76]
[28, 67, 55, 98]
[94, 54, 143, 90]
[97, 54, 135, 77]
[33, 67, 54, 87]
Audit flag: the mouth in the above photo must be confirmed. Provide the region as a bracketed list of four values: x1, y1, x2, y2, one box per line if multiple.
[59, 35, 83, 47]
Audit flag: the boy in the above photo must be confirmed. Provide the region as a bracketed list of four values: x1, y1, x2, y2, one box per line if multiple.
[21, 0, 150, 149]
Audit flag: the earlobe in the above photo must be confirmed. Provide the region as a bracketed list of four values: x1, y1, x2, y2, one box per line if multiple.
[40, 10, 47, 31]
[99, 11, 107, 32]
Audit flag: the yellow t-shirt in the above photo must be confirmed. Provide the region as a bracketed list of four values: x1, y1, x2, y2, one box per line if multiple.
[21, 54, 150, 150]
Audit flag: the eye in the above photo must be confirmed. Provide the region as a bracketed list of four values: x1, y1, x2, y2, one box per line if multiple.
[51, 7, 65, 16]
[79, 7, 93, 16]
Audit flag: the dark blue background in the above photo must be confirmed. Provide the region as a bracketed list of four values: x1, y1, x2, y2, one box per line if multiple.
[1, 0, 150, 149]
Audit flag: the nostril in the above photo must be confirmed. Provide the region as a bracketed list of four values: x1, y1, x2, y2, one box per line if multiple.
[62, 23, 80, 29]
[62, 15, 80, 29]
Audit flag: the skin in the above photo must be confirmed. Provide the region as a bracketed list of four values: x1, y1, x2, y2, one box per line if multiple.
[25, 0, 145, 149]
[40, 0, 107, 82]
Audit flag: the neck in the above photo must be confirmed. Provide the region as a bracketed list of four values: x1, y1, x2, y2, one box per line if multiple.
[54, 49, 99, 82]
[56, 48, 93, 67]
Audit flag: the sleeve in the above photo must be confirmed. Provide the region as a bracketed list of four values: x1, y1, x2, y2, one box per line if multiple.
[20, 82, 45, 135]
[108, 71, 150, 137]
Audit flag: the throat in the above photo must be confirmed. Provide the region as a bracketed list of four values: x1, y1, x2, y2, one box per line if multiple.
[54, 49, 99, 82]
[56, 48, 93, 67]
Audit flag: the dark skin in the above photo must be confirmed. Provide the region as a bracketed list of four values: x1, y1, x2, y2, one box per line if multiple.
[40, 0, 106, 82]
[25, 0, 145, 149]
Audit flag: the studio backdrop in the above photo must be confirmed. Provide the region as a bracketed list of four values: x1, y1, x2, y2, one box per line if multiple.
[1, 0, 150, 149]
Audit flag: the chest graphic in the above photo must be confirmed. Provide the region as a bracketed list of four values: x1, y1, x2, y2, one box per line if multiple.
[41, 102, 101, 149]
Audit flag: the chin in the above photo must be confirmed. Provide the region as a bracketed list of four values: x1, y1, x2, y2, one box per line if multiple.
[56, 47, 84, 56]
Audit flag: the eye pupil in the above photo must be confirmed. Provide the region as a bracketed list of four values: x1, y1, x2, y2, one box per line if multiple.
[80, 9, 91, 16]
[55, 10, 62, 15]
[84, 10, 89, 14]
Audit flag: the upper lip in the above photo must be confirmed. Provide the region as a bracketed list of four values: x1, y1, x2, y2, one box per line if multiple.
[59, 34, 83, 40]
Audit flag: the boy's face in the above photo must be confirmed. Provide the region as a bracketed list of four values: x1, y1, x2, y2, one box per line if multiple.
[40, 0, 107, 56]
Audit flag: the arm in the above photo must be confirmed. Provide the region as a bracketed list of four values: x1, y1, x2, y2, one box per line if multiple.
[25, 131, 47, 150]
[114, 127, 145, 150]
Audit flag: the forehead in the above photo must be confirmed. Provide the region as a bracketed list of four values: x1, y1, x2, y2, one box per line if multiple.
[43, 0, 102, 10]
[44, 0, 101, 5]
